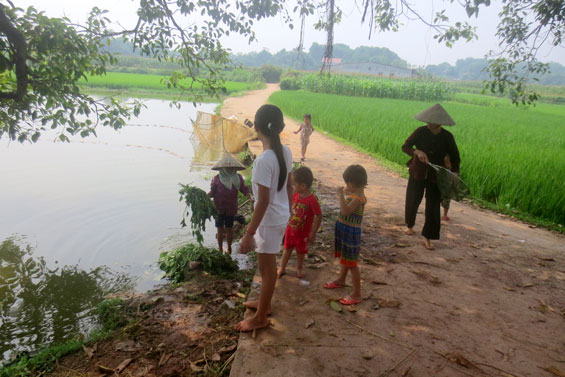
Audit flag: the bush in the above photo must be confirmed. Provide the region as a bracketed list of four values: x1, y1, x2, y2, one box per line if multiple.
[260, 64, 282, 83]
[280, 77, 302, 90]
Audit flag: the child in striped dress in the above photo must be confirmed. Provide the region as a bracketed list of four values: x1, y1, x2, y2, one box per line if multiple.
[324, 165, 368, 305]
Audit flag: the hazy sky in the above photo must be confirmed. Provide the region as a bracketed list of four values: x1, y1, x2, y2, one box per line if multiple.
[15, 0, 565, 67]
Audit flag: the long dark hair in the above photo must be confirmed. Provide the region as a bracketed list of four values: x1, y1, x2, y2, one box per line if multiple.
[254, 104, 287, 191]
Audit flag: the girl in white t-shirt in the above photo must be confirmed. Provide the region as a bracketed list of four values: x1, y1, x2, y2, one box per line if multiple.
[237, 104, 293, 332]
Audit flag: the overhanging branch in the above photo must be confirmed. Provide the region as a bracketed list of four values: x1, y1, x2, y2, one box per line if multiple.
[0, 4, 27, 101]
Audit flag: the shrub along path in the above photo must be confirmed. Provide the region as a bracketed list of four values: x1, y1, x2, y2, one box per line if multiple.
[223, 85, 565, 377]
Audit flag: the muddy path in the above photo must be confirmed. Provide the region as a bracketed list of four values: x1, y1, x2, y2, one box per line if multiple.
[223, 84, 565, 377]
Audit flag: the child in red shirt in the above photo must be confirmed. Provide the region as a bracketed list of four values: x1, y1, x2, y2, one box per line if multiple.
[278, 166, 322, 278]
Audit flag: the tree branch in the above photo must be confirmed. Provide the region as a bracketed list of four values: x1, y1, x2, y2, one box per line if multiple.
[0, 4, 27, 100]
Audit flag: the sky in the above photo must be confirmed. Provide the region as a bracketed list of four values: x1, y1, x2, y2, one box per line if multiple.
[14, 0, 565, 67]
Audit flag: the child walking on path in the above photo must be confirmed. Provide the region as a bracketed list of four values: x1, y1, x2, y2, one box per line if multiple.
[278, 166, 322, 279]
[237, 104, 293, 332]
[294, 114, 314, 162]
[208, 153, 253, 254]
[324, 165, 368, 305]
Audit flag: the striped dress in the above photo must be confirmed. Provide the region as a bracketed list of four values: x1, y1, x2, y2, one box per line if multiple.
[334, 194, 367, 267]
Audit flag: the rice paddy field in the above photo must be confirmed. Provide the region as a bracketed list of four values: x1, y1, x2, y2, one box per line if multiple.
[80, 71, 263, 97]
[270, 90, 565, 226]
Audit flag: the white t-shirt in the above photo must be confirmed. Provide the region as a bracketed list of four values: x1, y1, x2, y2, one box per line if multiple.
[252, 145, 293, 226]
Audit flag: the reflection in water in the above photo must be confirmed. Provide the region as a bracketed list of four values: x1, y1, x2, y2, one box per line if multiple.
[0, 238, 133, 364]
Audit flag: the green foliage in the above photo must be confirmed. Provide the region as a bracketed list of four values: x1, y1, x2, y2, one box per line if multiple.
[301, 74, 451, 101]
[280, 77, 302, 90]
[260, 64, 283, 83]
[0, 340, 83, 377]
[237, 147, 255, 167]
[158, 244, 239, 283]
[96, 298, 128, 332]
[178, 185, 217, 245]
[270, 90, 565, 226]
[80, 72, 262, 95]
[0, 5, 139, 143]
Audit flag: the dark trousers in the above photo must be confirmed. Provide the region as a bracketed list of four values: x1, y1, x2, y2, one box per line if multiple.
[405, 176, 441, 240]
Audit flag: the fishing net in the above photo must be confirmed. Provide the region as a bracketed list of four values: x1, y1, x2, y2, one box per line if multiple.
[190, 112, 257, 154]
[429, 163, 470, 201]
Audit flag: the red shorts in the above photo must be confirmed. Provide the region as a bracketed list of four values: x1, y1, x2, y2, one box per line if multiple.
[284, 232, 309, 255]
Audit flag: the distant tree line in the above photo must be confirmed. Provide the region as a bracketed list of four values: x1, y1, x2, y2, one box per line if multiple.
[426, 58, 565, 86]
[230, 42, 409, 71]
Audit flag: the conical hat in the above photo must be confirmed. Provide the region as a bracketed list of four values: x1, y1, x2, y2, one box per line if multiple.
[212, 153, 245, 170]
[414, 104, 456, 126]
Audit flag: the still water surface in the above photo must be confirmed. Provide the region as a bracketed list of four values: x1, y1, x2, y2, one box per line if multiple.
[0, 99, 224, 363]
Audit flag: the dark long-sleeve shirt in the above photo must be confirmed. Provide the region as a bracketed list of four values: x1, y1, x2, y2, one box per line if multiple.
[402, 126, 460, 182]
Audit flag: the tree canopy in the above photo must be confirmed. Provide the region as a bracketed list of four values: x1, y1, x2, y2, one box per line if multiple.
[0, 0, 563, 142]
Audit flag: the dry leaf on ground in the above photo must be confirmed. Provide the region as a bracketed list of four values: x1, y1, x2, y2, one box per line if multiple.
[115, 358, 133, 373]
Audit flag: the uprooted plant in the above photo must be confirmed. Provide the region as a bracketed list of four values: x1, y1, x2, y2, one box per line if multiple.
[178, 184, 217, 245]
[158, 244, 239, 283]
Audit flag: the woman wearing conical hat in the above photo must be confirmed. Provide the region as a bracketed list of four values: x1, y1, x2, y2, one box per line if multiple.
[208, 153, 253, 254]
[402, 104, 461, 250]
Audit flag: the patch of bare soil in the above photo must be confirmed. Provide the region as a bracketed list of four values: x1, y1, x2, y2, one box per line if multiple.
[47, 272, 251, 377]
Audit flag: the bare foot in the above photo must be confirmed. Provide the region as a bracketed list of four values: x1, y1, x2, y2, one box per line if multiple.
[277, 268, 286, 278]
[297, 269, 305, 278]
[235, 315, 270, 332]
[405, 227, 414, 235]
[243, 301, 272, 315]
[441, 215, 450, 221]
[423, 238, 435, 250]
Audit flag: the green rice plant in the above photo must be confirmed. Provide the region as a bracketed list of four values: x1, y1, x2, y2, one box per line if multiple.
[80, 72, 261, 94]
[270, 90, 565, 226]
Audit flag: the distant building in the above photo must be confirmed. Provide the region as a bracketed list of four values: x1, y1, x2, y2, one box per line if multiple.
[329, 62, 416, 78]
[321, 57, 342, 64]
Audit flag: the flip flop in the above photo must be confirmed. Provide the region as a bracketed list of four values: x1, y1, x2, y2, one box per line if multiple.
[324, 281, 345, 289]
[339, 297, 361, 305]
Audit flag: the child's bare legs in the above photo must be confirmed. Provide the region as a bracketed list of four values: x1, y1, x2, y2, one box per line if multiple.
[301, 144, 308, 161]
[442, 207, 450, 221]
[216, 228, 224, 252]
[296, 253, 305, 278]
[278, 248, 293, 277]
[329, 264, 348, 286]
[349, 266, 361, 300]
[237, 253, 276, 331]
[226, 228, 234, 254]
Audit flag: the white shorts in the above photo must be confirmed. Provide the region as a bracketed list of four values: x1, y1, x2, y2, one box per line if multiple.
[255, 224, 286, 254]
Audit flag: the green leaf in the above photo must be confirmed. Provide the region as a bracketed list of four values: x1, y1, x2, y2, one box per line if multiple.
[330, 301, 343, 313]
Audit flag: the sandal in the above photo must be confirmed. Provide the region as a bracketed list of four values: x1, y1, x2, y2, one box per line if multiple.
[324, 281, 345, 289]
[339, 297, 361, 305]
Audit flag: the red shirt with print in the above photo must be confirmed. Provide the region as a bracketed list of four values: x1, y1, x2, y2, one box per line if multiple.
[286, 192, 322, 241]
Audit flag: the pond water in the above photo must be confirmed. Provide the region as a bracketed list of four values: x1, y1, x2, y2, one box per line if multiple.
[0, 99, 231, 364]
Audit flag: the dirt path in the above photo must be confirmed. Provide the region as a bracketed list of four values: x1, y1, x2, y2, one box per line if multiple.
[223, 85, 565, 377]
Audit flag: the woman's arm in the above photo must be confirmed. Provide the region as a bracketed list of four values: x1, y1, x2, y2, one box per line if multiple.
[448, 135, 461, 174]
[239, 184, 270, 253]
[286, 172, 293, 215]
